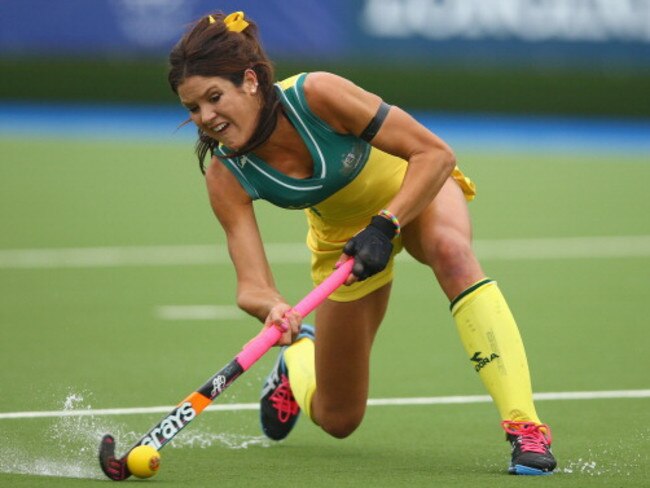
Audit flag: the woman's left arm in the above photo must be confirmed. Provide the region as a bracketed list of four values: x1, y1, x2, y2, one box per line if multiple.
[303, 71, 456, 227]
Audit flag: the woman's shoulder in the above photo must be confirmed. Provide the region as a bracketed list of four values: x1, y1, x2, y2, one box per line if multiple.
[275, 72, 349, 95]
[302, 73, 367, 133]
[302, 71, 351, 97]
[305, 72, 355, 108]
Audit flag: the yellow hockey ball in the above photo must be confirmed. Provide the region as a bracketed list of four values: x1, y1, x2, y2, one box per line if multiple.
[126, 445, 161, 479]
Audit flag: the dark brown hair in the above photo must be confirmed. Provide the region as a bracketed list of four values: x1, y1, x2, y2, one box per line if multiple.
[168, 12, 279, 173]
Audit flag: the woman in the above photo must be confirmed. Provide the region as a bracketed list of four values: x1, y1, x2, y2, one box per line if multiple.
[168, 11, 556, 476]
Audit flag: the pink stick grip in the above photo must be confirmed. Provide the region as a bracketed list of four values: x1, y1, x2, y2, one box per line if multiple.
[236, 259, 353, 371]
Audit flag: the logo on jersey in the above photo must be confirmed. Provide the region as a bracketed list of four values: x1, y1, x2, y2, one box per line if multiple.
[237, 155, 252, 168]
[339, 142, 366, 176]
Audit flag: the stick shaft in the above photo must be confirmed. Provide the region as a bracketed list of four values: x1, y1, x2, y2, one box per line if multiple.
[124, 259, 352, 453]
[235, 258, 353, 370]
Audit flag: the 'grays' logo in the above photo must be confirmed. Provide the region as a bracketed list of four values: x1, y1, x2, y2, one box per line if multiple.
[140, 402, 196, 449]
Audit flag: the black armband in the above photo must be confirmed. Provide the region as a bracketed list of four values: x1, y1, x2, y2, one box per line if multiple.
[359, 102, 391, 142]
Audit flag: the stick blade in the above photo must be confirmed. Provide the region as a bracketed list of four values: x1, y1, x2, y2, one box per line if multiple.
[98, 434, 131, 481]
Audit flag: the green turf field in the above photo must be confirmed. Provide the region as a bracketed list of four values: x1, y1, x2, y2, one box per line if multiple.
[0, 135, 649, 487]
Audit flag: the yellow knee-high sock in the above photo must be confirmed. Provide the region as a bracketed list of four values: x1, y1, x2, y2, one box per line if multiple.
[451, 279, 541, 423]
[283, 337, 317, 421]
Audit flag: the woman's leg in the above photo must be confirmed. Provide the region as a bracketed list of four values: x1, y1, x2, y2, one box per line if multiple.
[310, 284, 391, 438]
[263, 282, 391, 441]
[402, 178, 555, 473]
[402, 177, 540, 420]
[402, 178, 483, 299]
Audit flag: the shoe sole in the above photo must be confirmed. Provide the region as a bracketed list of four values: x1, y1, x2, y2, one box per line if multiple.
[509, 464, 554, 476]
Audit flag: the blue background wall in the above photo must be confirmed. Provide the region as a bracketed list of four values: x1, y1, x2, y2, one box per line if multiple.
[2, 0, 649, 66]
[1, 1, 649, 116]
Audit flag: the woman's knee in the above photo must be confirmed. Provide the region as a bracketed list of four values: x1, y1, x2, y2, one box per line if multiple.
[320, 416, 363, 439]
[317, 405, 365, 439]
[429, 232, 476, 277]
[427, 233, 485, 300]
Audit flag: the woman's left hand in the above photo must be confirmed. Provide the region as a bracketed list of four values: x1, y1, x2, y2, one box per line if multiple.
[336, 215, 397, 285]
[264, 302, 302, 346]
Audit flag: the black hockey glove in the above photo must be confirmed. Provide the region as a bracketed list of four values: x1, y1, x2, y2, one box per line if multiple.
[343, 215, 398, 281]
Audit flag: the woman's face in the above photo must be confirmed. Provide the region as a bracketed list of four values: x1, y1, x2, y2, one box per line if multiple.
[177, 71, 261, 150]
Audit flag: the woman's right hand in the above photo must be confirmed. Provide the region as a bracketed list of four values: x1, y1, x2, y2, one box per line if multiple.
[264, 302, 302, 346]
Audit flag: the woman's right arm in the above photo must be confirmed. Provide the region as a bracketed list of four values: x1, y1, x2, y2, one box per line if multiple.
[204, 158, 300, 342]
[205, 157, 279, 320]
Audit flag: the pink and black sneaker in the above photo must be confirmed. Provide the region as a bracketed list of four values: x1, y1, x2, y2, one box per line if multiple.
[502, 420, 557, 475]
[259, 324, 315, 441]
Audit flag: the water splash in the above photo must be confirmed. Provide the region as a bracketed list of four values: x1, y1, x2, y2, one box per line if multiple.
[170, 431, 271, 450]
[0, 391, 113, 479]
[559, 429, 649, 477]
[0, 447, 99, 479]
[561, 458, 601, 476]
[0, 391, 270, 479]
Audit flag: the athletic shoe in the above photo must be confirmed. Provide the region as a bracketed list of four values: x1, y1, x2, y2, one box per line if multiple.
[260, 324, 315, 440]
[502, 420, 557, 475]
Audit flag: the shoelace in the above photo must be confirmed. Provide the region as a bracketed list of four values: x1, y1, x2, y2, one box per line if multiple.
[501, 421, 552, 454]
[269, 374, 299, 423]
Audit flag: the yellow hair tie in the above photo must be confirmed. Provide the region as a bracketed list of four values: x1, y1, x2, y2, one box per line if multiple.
[223, 11, 249, 32]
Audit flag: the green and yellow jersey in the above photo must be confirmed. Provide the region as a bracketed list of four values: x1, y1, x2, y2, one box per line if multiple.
[215, 72, 371, 210]
[216, 72, 476, 301]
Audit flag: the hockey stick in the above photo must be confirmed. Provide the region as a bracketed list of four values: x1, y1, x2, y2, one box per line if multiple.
[98, 258, 353, 481]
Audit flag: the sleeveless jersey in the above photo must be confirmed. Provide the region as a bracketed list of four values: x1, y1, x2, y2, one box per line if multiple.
[214, 73, 370, 209]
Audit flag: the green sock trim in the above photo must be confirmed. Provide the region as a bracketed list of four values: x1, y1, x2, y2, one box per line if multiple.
[449, 278, 494, 311]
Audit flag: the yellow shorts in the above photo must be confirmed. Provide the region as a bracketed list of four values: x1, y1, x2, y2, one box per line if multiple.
[305, 148, 475, 302]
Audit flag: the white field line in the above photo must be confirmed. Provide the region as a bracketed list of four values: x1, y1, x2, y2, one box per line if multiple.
[1, 389, 648, 420]
[1, 235, 650, 269]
